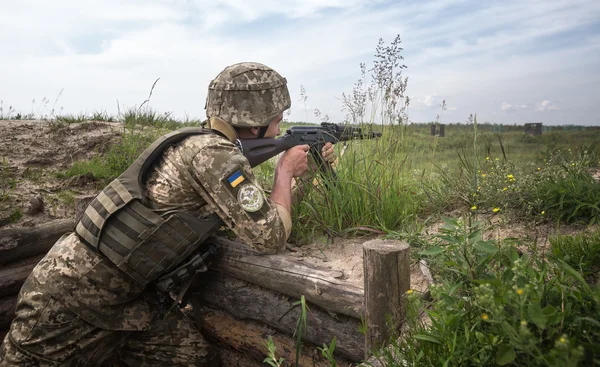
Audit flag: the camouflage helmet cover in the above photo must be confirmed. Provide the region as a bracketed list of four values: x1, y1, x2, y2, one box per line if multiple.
[205, 62, 291, 127]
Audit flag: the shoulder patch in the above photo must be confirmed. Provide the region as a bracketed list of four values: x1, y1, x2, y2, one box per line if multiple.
[237, 183, 264, 212]
[227, 170, 246, 188]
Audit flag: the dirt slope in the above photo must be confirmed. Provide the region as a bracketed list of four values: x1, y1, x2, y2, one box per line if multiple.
[0, 120, 121, 227]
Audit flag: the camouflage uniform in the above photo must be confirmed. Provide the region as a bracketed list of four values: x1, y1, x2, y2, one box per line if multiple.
[0, 63, 293, 366]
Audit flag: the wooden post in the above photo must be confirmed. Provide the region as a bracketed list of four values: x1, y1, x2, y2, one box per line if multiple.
[363, 239, 410, 357]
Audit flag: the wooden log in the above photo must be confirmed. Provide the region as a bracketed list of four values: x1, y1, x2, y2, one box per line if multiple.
[0, 254, 43, 297]
[218, 347, 263, 367]
[199, 307, 352, 367]
[363, 239, 410, 356]
[0, 219, 74, 265]
[209, 236, 364, 319]
[199, 272, 364, 361]
[0, 295, 18, 330]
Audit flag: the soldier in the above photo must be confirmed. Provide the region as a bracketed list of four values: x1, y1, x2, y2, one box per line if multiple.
[0, 62, 335, 366]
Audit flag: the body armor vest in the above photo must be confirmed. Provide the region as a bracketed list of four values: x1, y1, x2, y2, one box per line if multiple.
[75, 128, 223, 289]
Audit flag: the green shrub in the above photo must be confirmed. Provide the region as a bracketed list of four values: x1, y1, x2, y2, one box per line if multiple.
[379, 217, 600, 366]
[438, 146, 600, 224]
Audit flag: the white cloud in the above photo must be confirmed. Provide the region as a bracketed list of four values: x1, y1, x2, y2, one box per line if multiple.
[501, 102, 528, 111]
[421, 94, 440, 107]
[536, 100, 560, 111]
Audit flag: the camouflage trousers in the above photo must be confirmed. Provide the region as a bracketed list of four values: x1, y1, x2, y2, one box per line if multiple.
[0, 276, 218, 367]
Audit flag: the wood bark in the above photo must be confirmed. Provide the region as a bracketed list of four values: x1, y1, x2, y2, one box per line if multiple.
[217, 347, 264, 367]
[0, 219, 74, 265]
[0, 255, 43, 297]
[199, 307, 352, 367]
[363, 239, 410, 356]
[0, 295, 17, 330]
[208, 236, 364, 319]
[199, 271, 364, 361]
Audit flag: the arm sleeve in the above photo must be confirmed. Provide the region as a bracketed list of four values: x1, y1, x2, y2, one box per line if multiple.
[188, 139, 290, 254]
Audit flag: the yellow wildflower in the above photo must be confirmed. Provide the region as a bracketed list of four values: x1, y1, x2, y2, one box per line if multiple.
[503, 187, 508, 191]
[541, 211, 545, 215]
[471, 205, 477, 210]
[493, 207, 500, 213]
[486, 157, 490, 161]
[537, 167, 541, 171]
[481, 313, 489, 321]
[481, 173, 486, 178]
[521, 320, 527, 326]
[571, 163, 575, 166]
[517, 288, 524, 295]
[407, 289, 413, 295]
[507, 174, 514, 179]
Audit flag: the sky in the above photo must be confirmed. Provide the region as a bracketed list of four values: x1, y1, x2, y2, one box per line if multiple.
[1, 0, 599, 126]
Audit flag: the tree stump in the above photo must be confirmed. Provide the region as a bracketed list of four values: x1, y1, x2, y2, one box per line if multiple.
[363, 239, 410, 356]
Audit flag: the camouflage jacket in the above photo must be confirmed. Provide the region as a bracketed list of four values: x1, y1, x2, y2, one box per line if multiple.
[31, 128, 290, 331]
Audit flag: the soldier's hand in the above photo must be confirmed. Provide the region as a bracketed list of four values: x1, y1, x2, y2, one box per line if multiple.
[278, 145, 309, 178]
[321, 142, 336, 163]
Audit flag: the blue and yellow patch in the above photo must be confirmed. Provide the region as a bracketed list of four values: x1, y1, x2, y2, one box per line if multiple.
[227, 170, 245, 188]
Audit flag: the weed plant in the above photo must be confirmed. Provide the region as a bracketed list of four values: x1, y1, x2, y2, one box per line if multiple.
[372, 217, 600, 367]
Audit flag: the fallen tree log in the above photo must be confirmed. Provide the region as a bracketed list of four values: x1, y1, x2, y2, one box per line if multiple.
[0, 219, 74, 265]
[200, 272, 364, 361]
[0, 295, 17, 330]
[209, 236, 364, 319]
[217, 347, 263, 367]
[199, 307, 352, 367]
[0, 254, 44, 297]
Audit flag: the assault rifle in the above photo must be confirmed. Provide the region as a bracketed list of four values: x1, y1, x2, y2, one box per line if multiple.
[236, 122, 382, 177]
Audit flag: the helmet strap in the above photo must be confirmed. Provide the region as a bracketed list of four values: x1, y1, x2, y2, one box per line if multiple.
[257, 126, 269, 138]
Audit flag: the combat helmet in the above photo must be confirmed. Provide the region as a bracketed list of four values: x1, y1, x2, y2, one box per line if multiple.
[206, 62, 291, 127]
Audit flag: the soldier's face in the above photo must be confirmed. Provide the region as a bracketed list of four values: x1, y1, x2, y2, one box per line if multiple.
[264, 113, 283, 138]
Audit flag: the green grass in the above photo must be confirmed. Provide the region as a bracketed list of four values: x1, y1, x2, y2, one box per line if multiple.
[56, 190, 76, 205]
[57, 157, 116, 182]
[55, 113, 89, 124]
[551, 230, 600, 283]
[536, 170, 600, 225]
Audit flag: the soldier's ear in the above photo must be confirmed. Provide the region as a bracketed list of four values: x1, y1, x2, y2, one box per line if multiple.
[249, 127, 260, 137]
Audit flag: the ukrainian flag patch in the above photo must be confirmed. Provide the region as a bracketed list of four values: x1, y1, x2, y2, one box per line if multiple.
[227, 170, 245, 188]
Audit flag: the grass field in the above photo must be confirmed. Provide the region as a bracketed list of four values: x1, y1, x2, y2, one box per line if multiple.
[2, 107, 599, 365]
